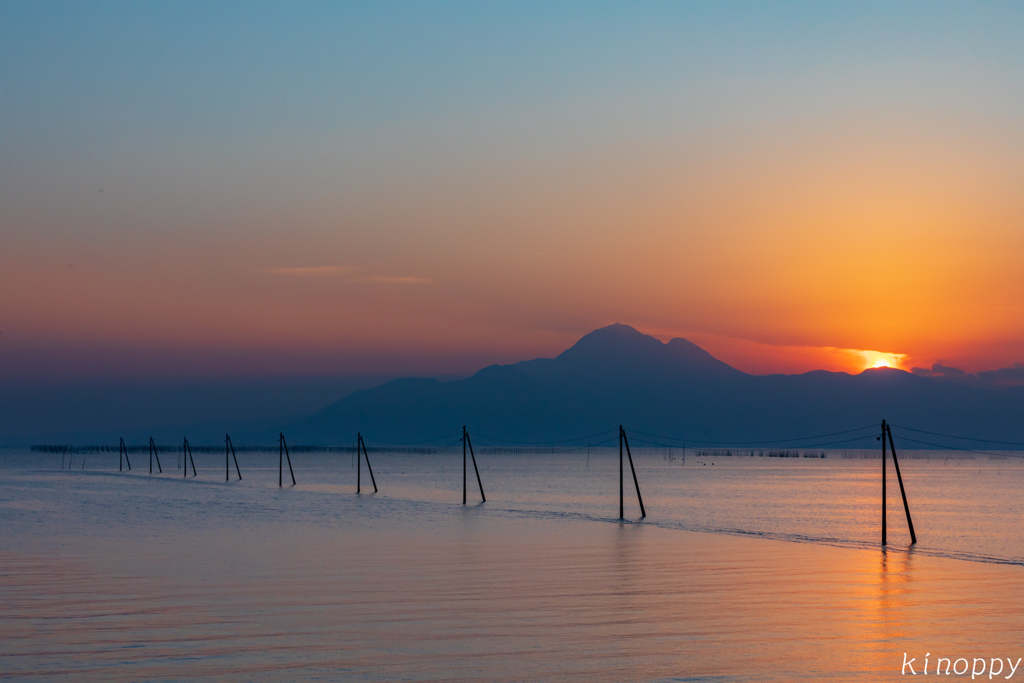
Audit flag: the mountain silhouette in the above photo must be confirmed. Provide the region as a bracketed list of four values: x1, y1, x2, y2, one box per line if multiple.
[289, 324, 1024, 447]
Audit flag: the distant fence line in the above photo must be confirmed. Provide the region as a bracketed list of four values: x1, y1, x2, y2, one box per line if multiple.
[696, 449, 827, 458]
[30, 444, 593, 456]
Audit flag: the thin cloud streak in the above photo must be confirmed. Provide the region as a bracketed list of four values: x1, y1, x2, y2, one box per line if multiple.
[262, 266, 431, 285]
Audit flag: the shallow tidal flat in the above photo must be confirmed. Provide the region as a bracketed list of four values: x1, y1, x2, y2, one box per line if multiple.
[2, 450, 1023, 681]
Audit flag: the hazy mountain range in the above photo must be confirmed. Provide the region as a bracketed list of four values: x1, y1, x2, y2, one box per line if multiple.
[290, 324, 1024, 449]
[9, 324, 1024, 448]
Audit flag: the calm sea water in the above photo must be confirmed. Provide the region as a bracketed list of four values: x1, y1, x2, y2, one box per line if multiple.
[2, 447, 1024, 681]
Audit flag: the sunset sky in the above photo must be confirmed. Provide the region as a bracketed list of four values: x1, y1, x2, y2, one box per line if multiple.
[3, 2, 1023, 381]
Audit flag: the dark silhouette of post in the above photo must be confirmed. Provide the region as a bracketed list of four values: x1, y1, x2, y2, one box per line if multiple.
[881, 420, 887, 546]
[887, 424, 917, 544]
[621, 428, 646, 518]
[463, 426, 467, 504]
[149, 437, 163, 474]
[119, 437, 132, 471]
[183, 437, 197, 477]
[619, 425, 624, 519]
[225, 434, 241, 481]
[279, 433, 295, 486]
[466, 430, 485, 503]
[356, 433, 377, 493]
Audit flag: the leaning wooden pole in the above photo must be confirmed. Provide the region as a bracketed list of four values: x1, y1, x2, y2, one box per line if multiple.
[281, 433, 295, 486]
[619, 425, 624, 519]
[225, 434, 241, 481]
[462, 425, 467, 505]
[229, 435, 241, 480]
[184, 437, 197, 477]
[279, 433, 283, 487]
[621, 429, 646, 518]
[466, 431, 485, 503]
[887, 424, 917, 544]
[357, 432, 362, 493]
[881, 420, 887, 546]
[119, 437, 132, 471]
[150, 437, 163, 474]
[359, 434, 378, 493]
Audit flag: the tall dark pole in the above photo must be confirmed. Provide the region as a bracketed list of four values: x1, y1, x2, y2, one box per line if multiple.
[279, 433, 283, 487]
[357, 432, 362, 493]
[881, 420, 887, 546]
[466, 431, 485, 502]
[359, 434, 377, 493]
[887, 425, 917, 544]
[463, 425, 467, 505]
[184, 437, 196, 477]
[619, 425, 624, 520]
[150, 437, 162, 474]
[226, 434, 230, 481]
[281, 433, 295, 485]
[228, 434, 241, 480]
[120, 437, 131, 471]
[621, 429, 646, 518]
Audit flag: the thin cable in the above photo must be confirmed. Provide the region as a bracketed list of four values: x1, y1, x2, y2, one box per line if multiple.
[890, 424, 1024, 448]
[471, 429, 618, 445]
[628, 424, 878, 446]
[889, 435, 1024, 459]
[629, 433, 878, 451]
[361, 432, 462, 446]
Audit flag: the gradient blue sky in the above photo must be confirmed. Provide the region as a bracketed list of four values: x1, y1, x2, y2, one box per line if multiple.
[3, 2, 1024, 380]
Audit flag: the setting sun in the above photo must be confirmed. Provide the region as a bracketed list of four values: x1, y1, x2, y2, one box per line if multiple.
[857, 350, 906, 372]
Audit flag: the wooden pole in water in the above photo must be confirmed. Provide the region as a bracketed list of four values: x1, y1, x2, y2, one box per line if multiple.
[360, 434, 377, 493]
[621, 429, 646, 518]
[466, 431, 485, 502]
[226, 434, 230, 481]
[150, 437, 162, 473]
[357, 432, 362, 493]
[119, 437, 132, 471]
[881, 420, 887, 546]
[279, 433, 283, 487]
[184, 437, 196, 477]
[619, 425, 624, 520]
[281, 433, 295, 485]
[463, 425, 467, 505]
[228, 434, 241, 480]
[887, 424, 917, 544]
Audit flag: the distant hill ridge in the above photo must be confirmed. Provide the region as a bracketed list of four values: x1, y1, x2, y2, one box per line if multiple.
[290, 324, 1024, 447]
